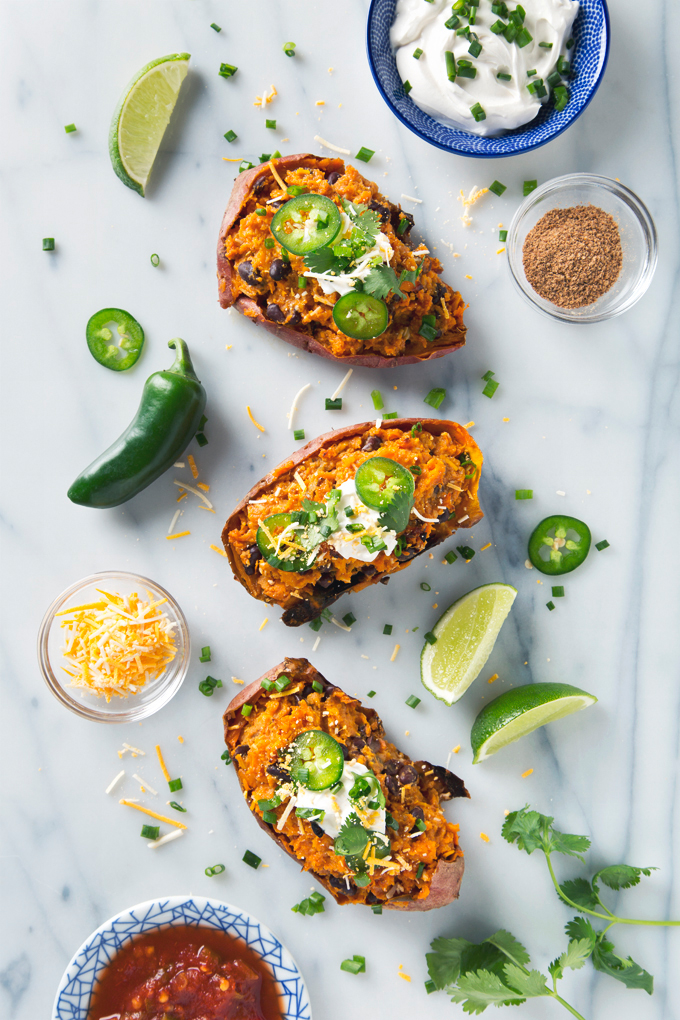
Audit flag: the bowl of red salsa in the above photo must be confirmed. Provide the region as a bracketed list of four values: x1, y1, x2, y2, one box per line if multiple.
[53, 896, 311, 1020]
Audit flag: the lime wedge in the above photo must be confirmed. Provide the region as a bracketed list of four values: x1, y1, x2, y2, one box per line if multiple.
[471, 683, 597, 763]
[420, 583, 517, 705]
[109, 53, 191, 196]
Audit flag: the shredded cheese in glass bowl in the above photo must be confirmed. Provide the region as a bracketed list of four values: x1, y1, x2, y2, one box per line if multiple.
[38, 572, 190, 722]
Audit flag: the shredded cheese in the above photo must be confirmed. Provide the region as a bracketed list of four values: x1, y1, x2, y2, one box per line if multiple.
[463, 421, 475, 429]
[168, 509, 182, 535]
[187, 454, 198, 479]
[293, 470, 306, 492]
[123, 743, 145, 756]
[277, 794, 297, 831]
[331, 368, 353, 400]
[330, 615, 351, 633]
[267, 160, 286, 190]
[105, 770, 125, 795]
[412, 507, 439, 524]
[480, 542, 492, 552]
[521, 768, 534, 778]
[287, 382, 311, 430]
[254, 85, 278, 107]
[453, 744, 461, 754]
[173, 462, 185, 469]
[172, 479, 213, 508]
[148, 829, 184, 849]
[211, 544, 228, 557]
[259, 617, 269, 631]
[390, 644, 400, 662]
[458, 185, 489, 227]
[313, 134, 350, 154]
[58, 592, 177, 702]
[119, 799, 187, 829]
[312, 635, 321, 652]
[487, 673, 498, 684]
[133, 774, 157, 796]
[246, 406, 266, 432]
[176, 491, 187, 503]
[197, 482, 210, 492]
[167, 531, 190, 540]
[480, 832, 490, 842]
[155, 744, 171, 783]
[401, 193, 422, 204]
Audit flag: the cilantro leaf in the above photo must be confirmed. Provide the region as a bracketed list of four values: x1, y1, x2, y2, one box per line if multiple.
[502, 964, 550, 998]
[449, 970, 525, 1013]
[565, 916, 597, 943]
[550, 931, 595, 982]
[378, 486, 413, 534]
[594, 865, 657, 891]
[357, 208, 381, 237]
[591, 936, 654, 994]
[501, 806, 550, 854]
[364, 265, 404, 301]
[304, 247, 348, 275]
[560, 878, 600, 912]
[427, 937, 476, 988]
[484, 930, 530, 968]
[550, 829, 592, 860]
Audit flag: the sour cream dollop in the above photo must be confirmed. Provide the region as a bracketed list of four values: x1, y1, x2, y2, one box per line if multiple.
[326, 478, 398, 563]
[390, 0, 578, 136]
[294, 760, 386, 839]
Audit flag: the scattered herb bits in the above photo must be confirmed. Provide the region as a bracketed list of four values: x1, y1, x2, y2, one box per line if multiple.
[445, 51, 456, 81]
[218, 63, 238, 79]
[382, 411, 398, 420]
[416, 862, 425, 880]
[482, 378, 499, 398]
[205, 863, 226, 877]
[42, 237, 55, 251]
[383, 624, 393, 635]
[294, 428, 305, 441]
[371, 904, 382, 914]
[221, 749, 232, 765]
[515, 489, 533, 500]
[309, 617, 323, 632]
[169, 801, 186, 812]
[195, 432, 208, 447]
[595, 539, 610, 551]
[198, 676, 223, 696]
[199, 646, 211, 663]
[403, 80, 413, 94]
[356, 147, 375, 163]
[457, 545, 476, 560]
[141, 825, 160, 840]
[265, 119, 276, 130]
[445, 550, 458, 564]
[325, 397, 342, 410]
[292, 891, 325, 915]
[340, 955, 366, 975]
[168, 778, 183, 792]
[367, 690, 376, 698]
[64, 123, 77, 133]
[343, 612, 356, 627]
[224, 129, 237, 143]
[489, 180, 507, 196]
[425, 979, 437, 994]
[283, 41, 296, 57]
[546, 600, 556, 611]
[470, 102, 486, 122]
[424, 387, 446, 410]
[241, 703, 253, 717]
[413, 47, 424, 60]
[497, 71, 512, 80]
[499, 229, 508, 242]
[150, 253, 160, 267]
[523, 179, 538, 196]
[424, 631, 437, 645]
[371, 389, 384, 410]
[420, 582, 432, 592]
[210, 23, 222, 32]
[243, 849, 262, 869]
[406, 694, 421, 709]
[551, 586, 565, 597]
[312, 680, 324, 693]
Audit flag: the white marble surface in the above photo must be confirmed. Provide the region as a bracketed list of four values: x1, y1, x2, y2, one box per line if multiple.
[1, 2, 679, 1018]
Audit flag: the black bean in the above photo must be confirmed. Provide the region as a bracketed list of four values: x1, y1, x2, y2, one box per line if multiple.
[365, 891, 380, 905]
[269, 258, 291, 281]
[237, 261, 261, 285]
[433, 281, 447, 304]
[327, 171, 343, 186]
[361, 435, 382, 453]
[369, 200, 390, 222]
[254, 177, 268, 194]
[266, 763, 290, 781]
[384, 760, 401, 775]
[385, 774, 400, 797]
[438, 509, 451, 522]
[379, 576, 390, 585]
[288, 310, 302, 327]
[244, 543, 261, 576]
[361, 564, 378, 576]
[337, 742, 351, 761]
[311, 821, 325, 838]
[234, 745, 249, 759]
[348, 735, 367, 753]
[391, 208, 414, 234]
[367, 737, 382, 752]
[265, 303, 286, 323]
[315, 574, 335, 589]
[398, 764, 417, 786]
[410, 805, 425, 822]
[328, 875, 346, 890]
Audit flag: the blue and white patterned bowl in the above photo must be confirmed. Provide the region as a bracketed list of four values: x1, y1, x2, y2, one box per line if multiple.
[53, 896, 312, 1020]
[366, 0, 610, 158]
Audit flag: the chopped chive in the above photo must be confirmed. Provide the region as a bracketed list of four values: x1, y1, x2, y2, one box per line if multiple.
[262, 810, 277, 823]
[413, 47, 424, 59]
[445, 14, 461, 30]
[265, 238, 277, 250]
[168, 777, 183, 792]
[420, 582, 432, 592]
[325, 397, 342, 410]
[406, 694, 421, 709]
[287, 185, 307, 196]
[425, 979, 437, 993]
[470, 102, 486, 122]
[482, 370, 495, 380]
[274, 674, 291, 691]
[141, 824, 160, 840]
[504, 22, 518, 42]
[490, 19, 507, 33]
[415, 818, 427, 832]
[566, 37, 574, 49]
[445, 550, 458, 564]
[457, 545, 475, 560]
[254, 208, 267, 217]
[258, 796, 282, 811]
[523, 179, 538, 196]
[224, 129, 238, 143]
[371, 389, 384, 410]
[312, 680, 324, 693]
[382, 411, 398, 419]
[497, 71, 512, 81]
[457, 65, 477, 79]
[383, 624, 393, 635]
[422, 313, 437, 327]
[516, 27, 533, 47]
[169, 801, 186, 812]
[397, 216, 410, 235]
[551, 586, 565, 597]
[340, 955, 366, 975]
[198, 676, 222, 696]
[198, 414, 208, 431]
[424, 387, 446, 409]
[309, 617, 323, 631]
[424, 631, 437, 645]
[546, 70, 562, 88]
[468, 9, 477, 24]
[42, 238, 55, 251]
[371, 904, 382, 914]
[243, 850, 261, 869]
[556, 55, 571, 75]
[445, 51, 456, 81]
[199, 646, 211, 663]
[367, 690, 376, 698]
[149, 252, 160, 267]
[298, 276, 307, 289]
[283, 41, 296, 57]
[539, 41, 553, 48]
[489, 180, 507, 197]
[64, 123, 76, 133]
[218, 63, 238, 79]
[205, 863, 226, 877]
[468, 39, 482, 58]
[238, 160, 255, 173]
[261, 679, 275, 691]
[221, 749, 232, 765]
[241, 704, 253, 717]
[416, 862, 425, 880]
[343, 612, 356, 627]
[546, 601, 556, 611]
[554, 86, 570, 112]
[515, 489, 533, 500]
[527, 68, 537, 77]
[210, 23, 222, 32]
[595, 539, 610, 551]
[265, 119, 276, 130]
[293, 428, 305, 441]
[403, 79, 413, 94]
[499, 229, 508, 241]
[527, 79, 547, 97]
[419, 322, 438, 342]
[356, 147, 375, 163]
[482, 379, 499, 398]
[195, 432, 208, 447]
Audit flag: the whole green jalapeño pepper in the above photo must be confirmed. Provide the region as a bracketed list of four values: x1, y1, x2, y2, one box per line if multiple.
[68, 338, 206, 508]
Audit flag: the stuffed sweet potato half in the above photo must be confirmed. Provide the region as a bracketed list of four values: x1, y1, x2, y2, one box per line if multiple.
[217, 153, 467, 367]
[224, 658, 469, 910]
[222, 418, 483, 626]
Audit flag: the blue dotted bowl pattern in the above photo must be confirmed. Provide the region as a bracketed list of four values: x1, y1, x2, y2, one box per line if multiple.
[53, 897, 312, 1020]
[367, 0, 610, 158]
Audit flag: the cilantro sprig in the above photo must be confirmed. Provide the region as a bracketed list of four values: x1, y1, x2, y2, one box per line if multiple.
[426, 806, 678, 1017]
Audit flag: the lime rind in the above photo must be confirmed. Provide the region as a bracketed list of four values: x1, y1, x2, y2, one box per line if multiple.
[471, 682, 597, 763]
[420, 582, 517, 706]
[109, 53, 191, 196]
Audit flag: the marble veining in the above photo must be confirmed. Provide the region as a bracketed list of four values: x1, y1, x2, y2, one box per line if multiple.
[0, 2, 678, 1019]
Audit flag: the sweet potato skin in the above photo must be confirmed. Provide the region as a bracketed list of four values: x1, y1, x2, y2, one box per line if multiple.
[221, 418, 483, 625]
[217, 154, 467, 367]
[223, 658, 468, 910]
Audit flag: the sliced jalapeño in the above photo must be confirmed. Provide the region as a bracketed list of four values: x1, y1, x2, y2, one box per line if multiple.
[332, 291, 389, 340]
[288, 730, 345, 790]
[528, 515, 592, 575]
[256, 512, 310, 572]
[270, 193, 342, 255]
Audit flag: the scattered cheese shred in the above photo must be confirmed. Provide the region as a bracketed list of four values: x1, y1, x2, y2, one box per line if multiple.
[330, 615, 351, 633]
[247, 405, 266, 432]
[294, 470, 306, 492]
[168, 509, 182, 535]
[172, 479, 213, 508]
[401, 193, 422, 204]
[197, 482, 210, 492]
[331, 368, 353, 400]
[187, 454, 198, 479]
[58, 592, 177, 702]
[105, 770, 125, 795]
[268, 160, 286, 190]
[390, 643, 400, 662]
[487, 673, 499, 684]
[398, 970, 412, 982]
[480, 832, 490, 842]
[167, 531, 191, 540]
[254, 85, 278, 107]
[480, 542, 492, 552]
[453, 744, 461, 754]
[231, 676, 245, 685]
[497, 247, 506, 254]
[521, 768, 534, 778]
[413, 507, 439, 524]
[133, 773, 157, 796]
[458, 185, 489, 226]
[313, 134, 350, 154]
[315, 99, 325, 106]
[259, 617, 269, 631]
[119, 799, 187, 829]
[155, 744, 171, 783]
[287, 382, 311, 430]
[463, 421, 475, 429]
[277, 794, 297, 831]
[123, 743, 145, 756]
[176, 491, 187, 503]
[173, 462, 185, 469]
[211, 544, 228, 557]
[312, 635, 321, 652]
[148, 829, 184, 849]
[178, 735, 184, 743]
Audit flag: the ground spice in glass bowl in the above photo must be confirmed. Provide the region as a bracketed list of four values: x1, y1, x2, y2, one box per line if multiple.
[506, 174, 657, 323]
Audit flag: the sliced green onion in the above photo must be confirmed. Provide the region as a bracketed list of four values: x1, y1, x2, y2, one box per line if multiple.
[497, 71, 512, 81]
[424, 387, 446, 410]
[515, 489, 533, 500]
[198, 414, 208, 432]
[566, 37, 574, 49]
[274, 674, 291, 691]
[224, 129, 238, 143]
[199, 676, 223, 696]
[490, 19, 507, 33]
[539, 41, 553, 48]
[340, 955, 366, 975]
[169, 801, 186, 812]
[416, 862, 425, 880]
[371, 904, 383, 914]
[168, 777, 183, 792]
[205, 863, 226, 877]
[499, 229, 508, 241]
[382, 411, 398, 419]
[470, 102, 486, 122]
[243, 849, 261, 869]
[551, 586, 565, 597]
[482, 379, 499, 398]
[262, 810, 277, 823]
[504, 22, 518, 42]
[293, 428, 305, 441]
[457, 64, 477, 79]
[283, 41, 296, 56]
[554, 87, 569, 112]
[468, 9, 477, 24]
[64, 123, 76, 133]
[482, 369, 495, 380]
[241, 704, 253, 717]
[556, 55, 571, 75]
[457, 545, 475, 560]
[356, 147, 375, 163]
[445, 550, 458, 564]
[420, 582, 432, 592]
[516, 27, 533, 46]
[424, 631, 437, 645]
[445, 51, 456, 81]
[210, 22, 222, 31]
[411, 421, 423, 437]
[264, 238, 277, 250]
[312, 680, 324, 693]
[287, 185, 307, 197]
[221, 749, 232, 765]
[309, 617, 323, 632]
[527, 79, 547, 97]
[492, 1, 509, 14]
[325, 397, 342, 410]
[546, 70, 562, 88]
[261, 679, 275, 691]
[419, 322, 438, 342]
[265, 119, 276, 129]
[468, 39, 482, 58]
[595, 539, 610, 551]
[397, 216, 410, 235]
[444, 14, 461, 29]
[422, 313, 437, 327]
[258, 796, 281, 811]
[196, 432, 208, 447]
[150, 253, 160, 266]
[523, 179, 538, 196]
[383, 624, 393, 635]
[298, 275, 307, 289]
[406, 695, 421, 709]
[489, 180, 507, 197]
[403, 79, 413, 95]
[199, 646, 211, 663]
[371, 389, 384, 410]
[546, 601, 556, 611]
[367, 690, 376, 698]
[413, 47, 424, 59]
[343, 612, 356, 627]
[219, 63, 238, 79]
[425, 979, 437, 994]
[141, 824, 159, 840]
[238, 160, 255, 173]
[415, 818, 427, 832]
[42, 238, 55, 251]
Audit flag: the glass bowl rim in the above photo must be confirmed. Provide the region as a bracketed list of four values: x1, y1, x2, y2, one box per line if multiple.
[37, 570, 190, 723]
[506, 172, 658, 323]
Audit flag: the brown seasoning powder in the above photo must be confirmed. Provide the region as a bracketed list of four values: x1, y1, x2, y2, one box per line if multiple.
[522, 204, 623, 308]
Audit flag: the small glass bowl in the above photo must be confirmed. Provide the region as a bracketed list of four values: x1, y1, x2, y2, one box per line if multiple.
[506, 173, 658, 323]
[37, 571, 190, 723]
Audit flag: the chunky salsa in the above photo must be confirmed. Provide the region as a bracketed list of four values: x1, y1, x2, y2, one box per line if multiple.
[88, 925, 283, 1020]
